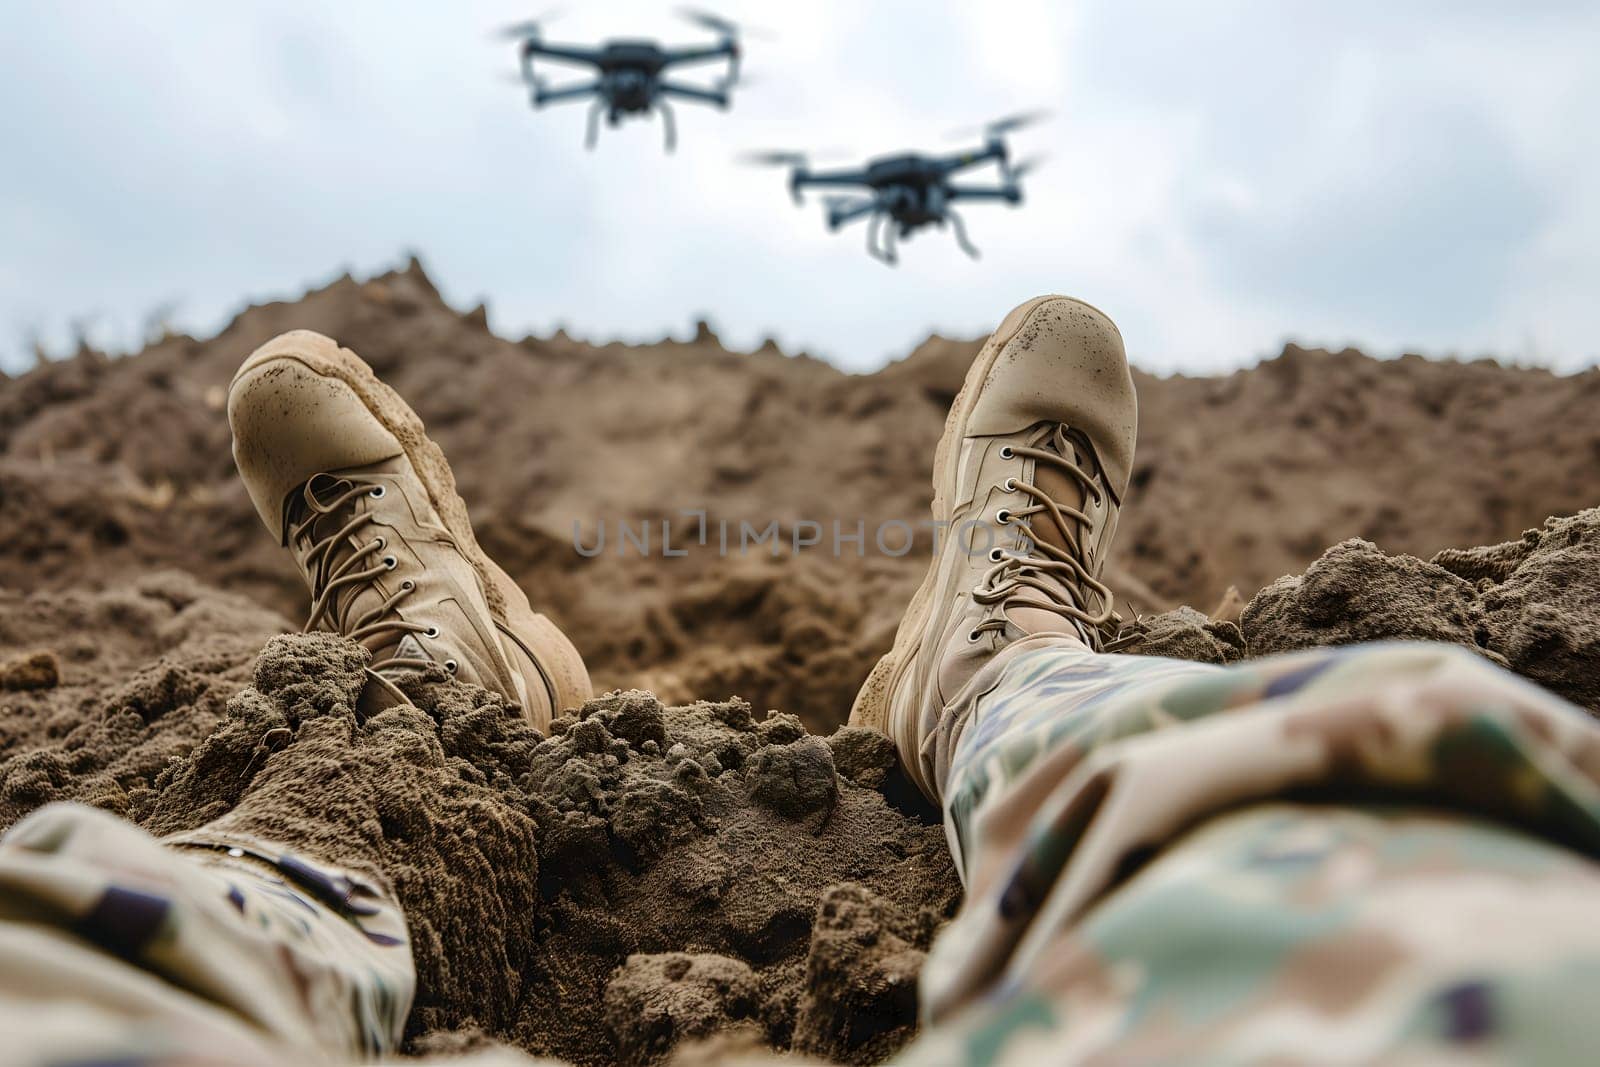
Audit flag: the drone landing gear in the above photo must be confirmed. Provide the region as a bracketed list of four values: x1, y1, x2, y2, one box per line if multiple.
[864, 213, 899, 266]
[870, 211, 896, 263]
[584, 99, 604, 150]
[946, 207, 981, 259]
[655, 100, 678, 153]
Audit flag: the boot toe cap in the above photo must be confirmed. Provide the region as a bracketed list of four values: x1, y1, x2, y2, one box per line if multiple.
[966, 295, 1137, 498]
[229, 338, 404, 542]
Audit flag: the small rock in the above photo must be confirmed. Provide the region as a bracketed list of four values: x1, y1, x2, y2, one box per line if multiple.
[794, 884, 926, 1062]
[757, 712, 806, 746]
[603, 952, 760, 1062]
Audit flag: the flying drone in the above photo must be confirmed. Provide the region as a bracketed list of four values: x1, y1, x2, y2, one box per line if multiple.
[500, 9, 747, 152]
[743, 113, 1048, 265]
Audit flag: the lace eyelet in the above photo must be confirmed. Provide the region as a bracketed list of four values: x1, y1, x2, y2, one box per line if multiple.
[382, 555, 397, 569]
[400, 579, 415, 591]
[424, 626, 440, 639]
[444, 659, 458, 674]
[374, 536, 386, 550]
[1003, 477, 1017, 493]
[999, 446, 1014, 460]
[988, 548, 1005, 562]
[369, 485, 386, 499]
[968, 629, 982, 643]
[996, 509, 1011, 526]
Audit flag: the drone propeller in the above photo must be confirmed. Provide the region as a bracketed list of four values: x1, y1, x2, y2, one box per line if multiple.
[1008, 153, 1048, 180]
[494, 8, 564, 42]
[736, 145, 851, 167]
[986, 109, 1051, 136]
[680, 7, 737, 36]
[949, 109, 1053, 140]
[737, 149, 809, 167]
[679, 8, 773, 39]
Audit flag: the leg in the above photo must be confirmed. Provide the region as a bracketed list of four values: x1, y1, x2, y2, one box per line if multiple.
[901, 640, 1600, 1062]
[853, 296, 1600, 1061]
[0, 802, 411, 1064]
[585, 97, 604, 150]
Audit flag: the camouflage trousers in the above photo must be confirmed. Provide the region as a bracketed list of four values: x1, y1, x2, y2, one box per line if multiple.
[0, 803, 412, 1065]
[896, 638, 1600, 1065]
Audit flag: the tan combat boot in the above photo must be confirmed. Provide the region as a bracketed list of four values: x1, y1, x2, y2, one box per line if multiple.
[228, 329, 591, 729]
[849, 296, 1137, 801]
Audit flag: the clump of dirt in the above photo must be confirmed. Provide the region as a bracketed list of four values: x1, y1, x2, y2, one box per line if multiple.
[603, 953, 763, 1062]
[1119, 509, 1600, 717]
[1240, 539, 1495, 656]
[1437, 509, 1600, 711]
[794, 883, 937, 1064]
[1116, 605, 1245, 664]
[0, 649, 59, 690]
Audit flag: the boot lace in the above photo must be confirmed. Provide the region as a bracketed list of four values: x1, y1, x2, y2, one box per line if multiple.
[970, 425, 1121, 645]
[288, 476, 436, 673]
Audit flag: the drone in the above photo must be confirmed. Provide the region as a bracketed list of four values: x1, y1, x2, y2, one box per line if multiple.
[743, 113, 1048, 265]
[500, 9, 746, 152]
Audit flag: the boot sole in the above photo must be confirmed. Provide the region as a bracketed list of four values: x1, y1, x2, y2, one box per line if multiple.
[847, 296, 1106, 741]
[232, 331, 592, 713]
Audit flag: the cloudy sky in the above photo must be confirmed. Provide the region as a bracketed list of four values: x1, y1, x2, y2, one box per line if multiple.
[2, 1, 1596, 374]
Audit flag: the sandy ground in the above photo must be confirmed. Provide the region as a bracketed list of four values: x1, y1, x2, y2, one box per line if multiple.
[2, 264, 1599, 1063]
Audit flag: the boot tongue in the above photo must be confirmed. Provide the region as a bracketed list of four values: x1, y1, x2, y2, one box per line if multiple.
[1004, 427, 1103, 642]
[1025, 426, 1098, 561]
[289, 475, 403, 662]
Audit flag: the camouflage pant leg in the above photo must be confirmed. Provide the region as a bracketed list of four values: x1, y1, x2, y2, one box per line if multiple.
[899, 640, 1600, 1065]
[0, 801, 413, 1066]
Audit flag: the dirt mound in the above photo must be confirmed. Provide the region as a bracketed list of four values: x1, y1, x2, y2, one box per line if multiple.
[4, 261, 1599, 731]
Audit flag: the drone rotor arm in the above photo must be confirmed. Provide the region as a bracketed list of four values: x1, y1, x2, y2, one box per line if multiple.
[657, 79, 729, 108]
[660, 44, 735, 67]
[520, 42, 605, 66]
[945, 183, 1024, 204]
[791, 167, 872, 189]
[934, 142, 1007, 178]
[529, 80, 605, 107]
[823, 195, 882, 230]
